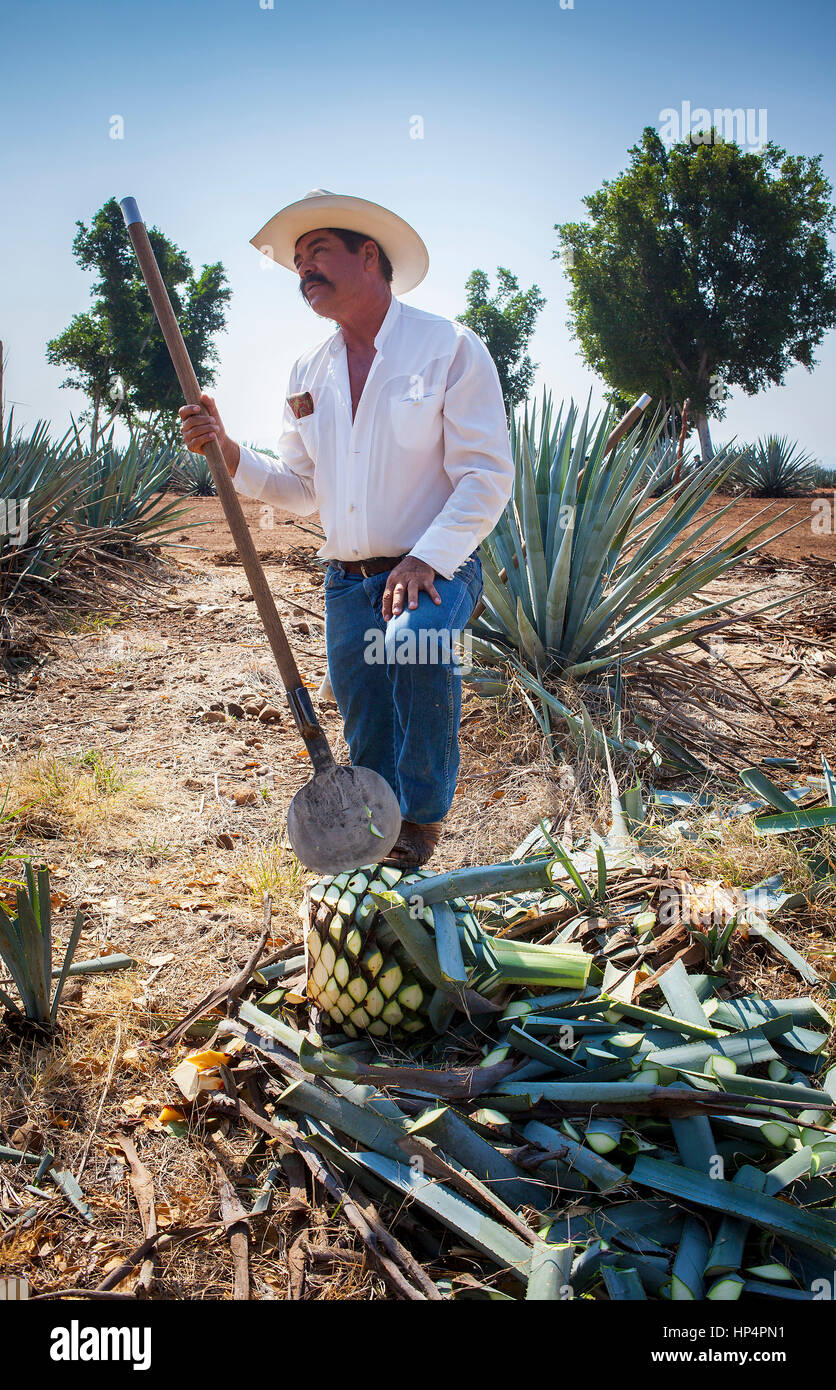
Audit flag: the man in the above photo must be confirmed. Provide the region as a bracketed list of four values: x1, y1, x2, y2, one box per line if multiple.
[180, 190, 513, 866]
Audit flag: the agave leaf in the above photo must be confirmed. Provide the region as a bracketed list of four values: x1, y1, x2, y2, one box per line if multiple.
[670, 1216, 711, 1300]
[506, 1025, 585, 1074]
[742, 918, 820, 985]
[754, 808, 836, 835]
[739, 767, 800, 813]
[0, 984, 22, 1016]
[409, 1106, 546, 1211]
[404, 858, 554, 906]
[236, 999, 305, 1055]
[522, 1119, 627, 1191]
[50, 1167, 93, 1223]
[350, 1149, 533, 1282]
[515, 596, 548, 667]
[544, 501, 575, 651]
[659, 959, 713, 1029]
[705, 1165, 768, 1277]
[527, 1241, 573, 1300]
[49, 908, 86, 1023]
[632, 1155, 836, 1260]
[822, 754, 836, 809]
[431, 902, 468, 985]
[517, 428, 549, 632]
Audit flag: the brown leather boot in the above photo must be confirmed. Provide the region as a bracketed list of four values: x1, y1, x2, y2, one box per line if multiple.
[381, 820, 444, 869]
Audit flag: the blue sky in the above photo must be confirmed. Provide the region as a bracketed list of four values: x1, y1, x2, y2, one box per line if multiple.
[2, 0, 835, 465]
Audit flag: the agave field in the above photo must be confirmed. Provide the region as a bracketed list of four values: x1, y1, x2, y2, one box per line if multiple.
[0, 416, 210, 662]
[1, 399, 836, 1302]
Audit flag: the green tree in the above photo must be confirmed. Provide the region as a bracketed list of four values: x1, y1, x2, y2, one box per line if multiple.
[47, 199, 230, 446]
[556, 129, 836, 458]
[458, 267, 545, 410]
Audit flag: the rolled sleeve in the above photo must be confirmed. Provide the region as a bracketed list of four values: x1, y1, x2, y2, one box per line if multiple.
[409, 329, 514, 579]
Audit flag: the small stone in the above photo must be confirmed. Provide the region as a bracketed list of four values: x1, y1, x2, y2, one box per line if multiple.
[234, 789, 258, 806]
[217, 832, 235, 850]
[293, 622, 310, 635]
[226, 701, 245, 719]
[258, 705, 282, 724]
[201, 710, 227, 724]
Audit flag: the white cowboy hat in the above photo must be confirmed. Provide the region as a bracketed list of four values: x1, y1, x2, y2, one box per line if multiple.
[250, 189, 429, 296]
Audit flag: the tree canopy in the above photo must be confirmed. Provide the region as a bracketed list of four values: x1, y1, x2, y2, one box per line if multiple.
[556, 128, 836, 457]
[47, 199, 230, 444]
[458, 267, 545, 410]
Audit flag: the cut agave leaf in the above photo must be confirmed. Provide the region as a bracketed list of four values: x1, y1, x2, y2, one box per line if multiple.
[526, 1241, 573, 1300]
[707, 1274, 744, 1301]
[602, 1264, 647, 1300]
[631, 1155, 836, 1260]
[350, 1150, 533, 1283]
[670, 1216, 711, 1300]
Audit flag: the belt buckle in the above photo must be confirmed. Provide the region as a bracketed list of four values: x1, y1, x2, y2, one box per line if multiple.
[359, 559, 373, 578]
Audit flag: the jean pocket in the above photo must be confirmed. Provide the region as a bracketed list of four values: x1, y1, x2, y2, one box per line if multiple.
[324, 562, 347, 591]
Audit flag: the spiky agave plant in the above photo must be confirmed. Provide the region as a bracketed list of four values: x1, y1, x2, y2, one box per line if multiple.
[0, 864, 84, 1025]
[470, 396, 797, 763]
[172, 452, 217, 497]
[0, 414, 92, 610]
[304, 860, 591, 1039]
[733, 435, 818, 497]
[72, 427, 194, 540]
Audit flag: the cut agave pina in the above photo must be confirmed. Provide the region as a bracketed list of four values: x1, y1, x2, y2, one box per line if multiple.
[303, 863, 591, 1040]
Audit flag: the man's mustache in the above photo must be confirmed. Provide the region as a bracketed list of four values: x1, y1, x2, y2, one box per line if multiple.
[300, 274, 333, 301]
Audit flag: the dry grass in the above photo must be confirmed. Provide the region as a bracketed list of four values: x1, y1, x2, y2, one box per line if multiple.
[654, 806, 836, 899]
[233, 842, 309, 906]
[4, 749, 156, 844]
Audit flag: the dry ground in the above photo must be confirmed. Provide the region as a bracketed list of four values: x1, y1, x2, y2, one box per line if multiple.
[0, 493, 834, 1299]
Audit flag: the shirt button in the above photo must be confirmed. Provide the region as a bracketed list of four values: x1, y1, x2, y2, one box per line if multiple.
[352, 548, 359, 556]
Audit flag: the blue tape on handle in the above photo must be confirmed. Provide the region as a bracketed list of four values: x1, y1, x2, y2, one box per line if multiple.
[120, 197, 143, 227]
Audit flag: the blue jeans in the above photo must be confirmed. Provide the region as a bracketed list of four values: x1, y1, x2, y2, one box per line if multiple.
[324, 554, 483, 824]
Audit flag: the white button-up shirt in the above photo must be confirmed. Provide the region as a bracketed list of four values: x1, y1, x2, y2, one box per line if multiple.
[232, 295, 514, 580]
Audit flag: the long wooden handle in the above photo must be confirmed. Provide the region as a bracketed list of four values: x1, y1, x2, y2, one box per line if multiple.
[603, 393, 653, 457]
[120, 198, 316, 710]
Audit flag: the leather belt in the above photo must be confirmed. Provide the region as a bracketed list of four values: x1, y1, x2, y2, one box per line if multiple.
[337, 554, 407, 577]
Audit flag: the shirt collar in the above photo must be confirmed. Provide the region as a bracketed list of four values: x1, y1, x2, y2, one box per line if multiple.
[373, 295, 400, 353]
[328, 295, 400, 357]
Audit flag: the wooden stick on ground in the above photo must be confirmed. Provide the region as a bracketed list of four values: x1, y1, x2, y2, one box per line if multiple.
[117, 1135, 157, 1294]
[279, 1149, 310, 1300]
[235, 1100, 441, 1301]
[213, 1159, 250, 1302]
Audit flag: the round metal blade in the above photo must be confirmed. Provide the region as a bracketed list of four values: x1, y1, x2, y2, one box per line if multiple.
[286, 763, 402, 874]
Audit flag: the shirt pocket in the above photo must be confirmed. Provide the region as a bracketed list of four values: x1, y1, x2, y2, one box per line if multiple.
[293, 409, 319, 460]
[390, 392, 443, 451]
